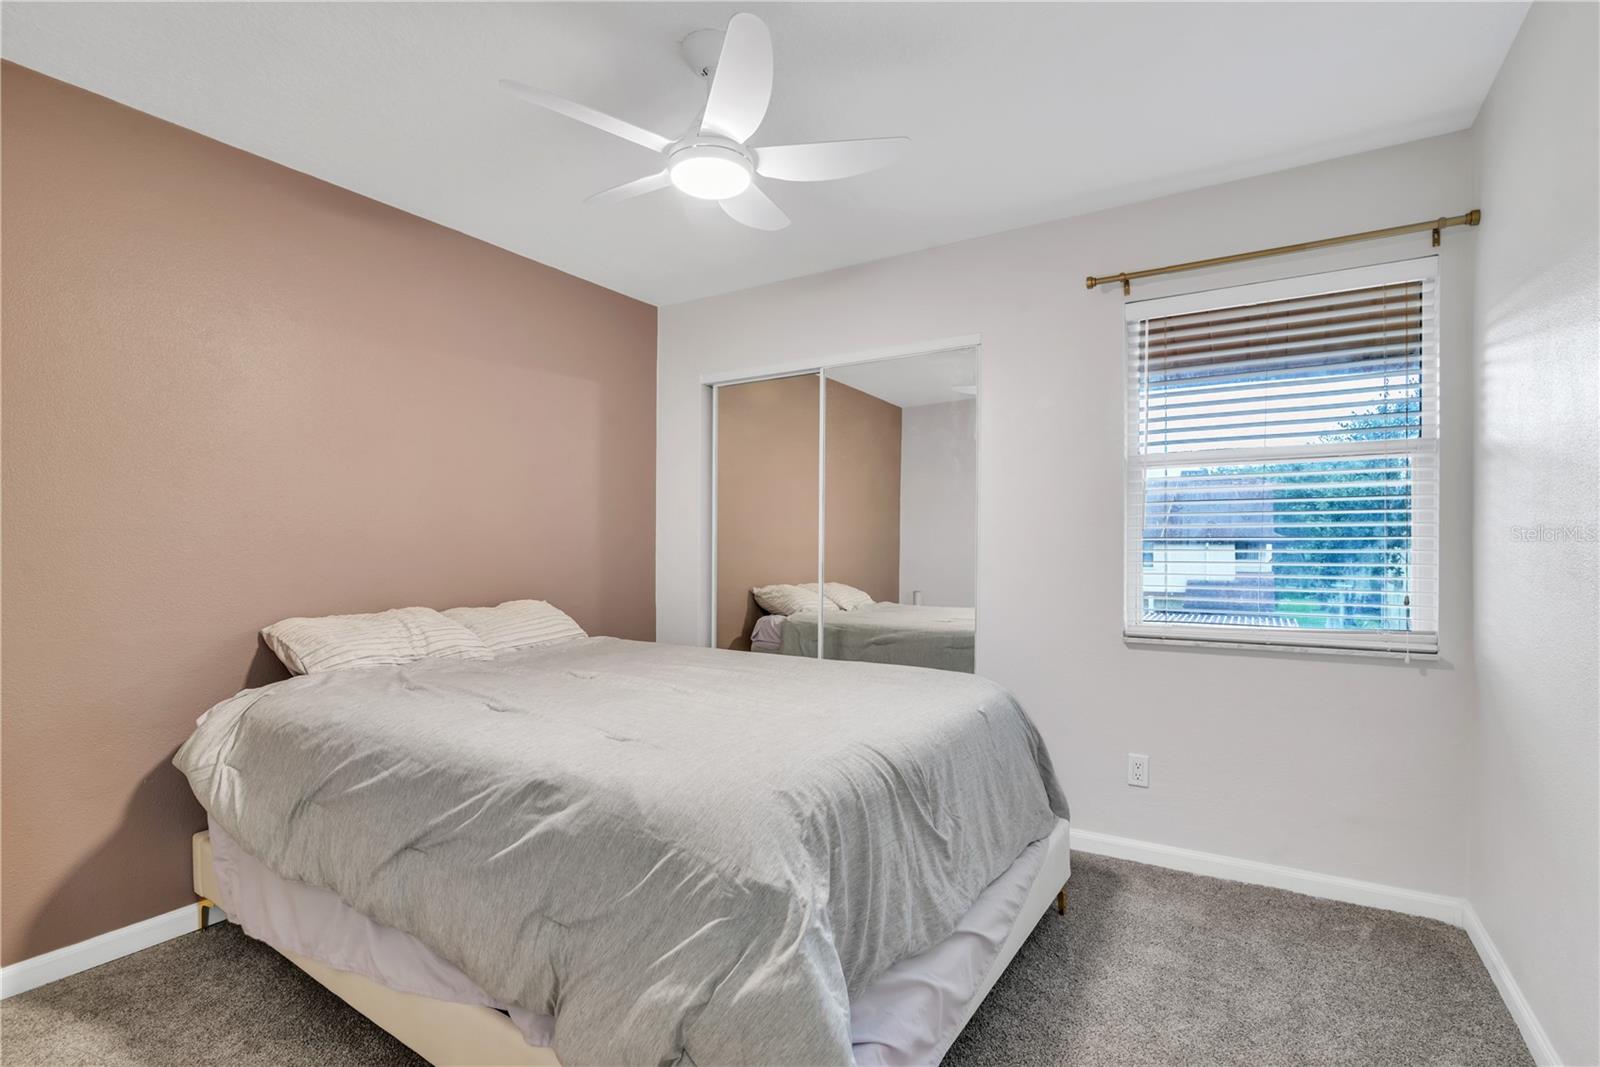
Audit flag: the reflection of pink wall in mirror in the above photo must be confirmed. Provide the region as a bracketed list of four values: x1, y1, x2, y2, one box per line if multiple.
[715, 377, 900, 650]
[826, 381, 903, 605]
[1, 61, 657, 964]
[716, 375, 822, 650]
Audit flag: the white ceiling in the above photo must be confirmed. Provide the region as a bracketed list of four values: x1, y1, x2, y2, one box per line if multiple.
[829, 348, 977, 409]
[2, 3, 1526, 306]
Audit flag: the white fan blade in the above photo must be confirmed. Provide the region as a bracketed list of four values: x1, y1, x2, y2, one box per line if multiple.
[719, 184, 789, 231]
[700, 13, 772, 143]
[500, 79, 670, 153]
[755, 137, 909, 182]
[586, 170, 672, 205]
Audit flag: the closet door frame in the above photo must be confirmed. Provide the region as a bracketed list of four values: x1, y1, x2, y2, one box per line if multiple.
[704, 334, 982, 654]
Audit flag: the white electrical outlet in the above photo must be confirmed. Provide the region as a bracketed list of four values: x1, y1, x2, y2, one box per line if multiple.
[1127, 753, 1150, 788]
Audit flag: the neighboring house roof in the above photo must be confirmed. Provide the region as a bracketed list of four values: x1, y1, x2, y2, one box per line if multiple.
[1145, 611, 1301, 628]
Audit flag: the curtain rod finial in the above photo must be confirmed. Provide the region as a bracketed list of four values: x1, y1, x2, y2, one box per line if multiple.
[1085, 276, 1098, 290]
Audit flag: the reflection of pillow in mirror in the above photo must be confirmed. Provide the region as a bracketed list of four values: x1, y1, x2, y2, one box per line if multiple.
[824, 583, 875, 611]
[752, 584, 829, 616]
[795, 582, 840, 606]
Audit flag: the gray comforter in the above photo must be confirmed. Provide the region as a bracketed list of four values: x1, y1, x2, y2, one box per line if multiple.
[778, 603, 977, 672]
[174, 637, 1066, 1066]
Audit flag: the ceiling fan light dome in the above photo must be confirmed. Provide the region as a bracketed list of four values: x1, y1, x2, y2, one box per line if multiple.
[668, 147, 753, 201]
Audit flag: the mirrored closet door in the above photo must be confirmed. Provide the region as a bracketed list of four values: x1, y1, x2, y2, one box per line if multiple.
[714, 372, 823, 653]
[711, 348, 977, 673]
[824, 350, 977, 672]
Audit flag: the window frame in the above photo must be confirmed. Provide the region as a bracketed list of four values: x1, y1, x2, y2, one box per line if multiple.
[1121, 256, 1442, 659]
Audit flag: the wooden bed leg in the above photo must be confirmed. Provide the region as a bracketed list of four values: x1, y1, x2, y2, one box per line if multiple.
[197, 897, 214, 931]
[1055, 887, 1067, 915]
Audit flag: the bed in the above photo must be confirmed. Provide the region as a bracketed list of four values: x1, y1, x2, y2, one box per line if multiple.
[177, 635, 1068, 1066]
[752, 602, 977, 672]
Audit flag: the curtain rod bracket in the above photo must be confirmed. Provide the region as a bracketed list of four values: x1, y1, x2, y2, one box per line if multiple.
[1087, 209, 1480, 296]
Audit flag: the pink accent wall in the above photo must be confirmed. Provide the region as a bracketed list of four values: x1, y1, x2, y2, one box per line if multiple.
[0, 62, 657, 964]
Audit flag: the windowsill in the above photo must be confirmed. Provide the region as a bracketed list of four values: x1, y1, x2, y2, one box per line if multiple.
[1123, 633, 1440, 661]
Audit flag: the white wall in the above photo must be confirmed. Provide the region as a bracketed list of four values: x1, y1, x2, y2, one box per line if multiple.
[1469, 4, 1599, 1064]
[899, 399, 977, 606]
[660, 131, 1479, 896]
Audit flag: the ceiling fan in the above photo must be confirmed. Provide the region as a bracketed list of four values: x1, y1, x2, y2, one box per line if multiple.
[500, 12, 908, 231]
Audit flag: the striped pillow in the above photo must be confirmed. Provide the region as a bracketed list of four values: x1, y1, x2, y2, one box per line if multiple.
[262, 607, 492, 675]
[443, 600, 586, 654]
[752, 584, 831, 616]
[823, 582, 875, 611]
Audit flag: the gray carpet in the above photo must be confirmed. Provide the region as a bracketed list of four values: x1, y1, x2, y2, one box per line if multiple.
[1, 853, 1531, 1066]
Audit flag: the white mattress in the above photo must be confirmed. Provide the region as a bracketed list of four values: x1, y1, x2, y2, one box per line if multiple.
[750, 613, 785, 650]
[209, 819, 1067, 1066]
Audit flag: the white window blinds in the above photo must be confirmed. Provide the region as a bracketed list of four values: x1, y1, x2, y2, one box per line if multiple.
[1125, 258, 1440, 655]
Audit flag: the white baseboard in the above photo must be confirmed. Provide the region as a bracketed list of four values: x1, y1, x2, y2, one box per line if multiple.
[1070, 828, 1465, 923]
[0, 902, 226, 1000]
[1461, 902, 1561, 1067]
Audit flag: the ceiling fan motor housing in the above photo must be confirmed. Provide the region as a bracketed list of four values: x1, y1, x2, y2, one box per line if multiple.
[666, 136, 754, 200]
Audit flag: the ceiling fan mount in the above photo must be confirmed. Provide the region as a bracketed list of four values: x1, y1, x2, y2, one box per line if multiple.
[501, 12, 909, 231]
[679, 27, 726, 79]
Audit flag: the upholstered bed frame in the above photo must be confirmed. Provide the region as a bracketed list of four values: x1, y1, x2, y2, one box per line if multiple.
[193, 825, 1072, 1067]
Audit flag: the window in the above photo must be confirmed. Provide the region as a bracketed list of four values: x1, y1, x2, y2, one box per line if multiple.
[1124, 259, 1439, 655]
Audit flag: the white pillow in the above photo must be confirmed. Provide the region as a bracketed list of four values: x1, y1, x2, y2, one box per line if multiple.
[824, 583, 875, 611]
[262, 607, 491, 675]
[444, 600, 586, 654]
[752, 583, 831, 616]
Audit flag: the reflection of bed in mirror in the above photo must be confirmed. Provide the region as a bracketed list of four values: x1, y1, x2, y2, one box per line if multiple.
[751, 600, 976, 672]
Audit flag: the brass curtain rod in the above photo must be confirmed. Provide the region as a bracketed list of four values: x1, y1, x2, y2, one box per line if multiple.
[1087, 210, 1481, 295]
